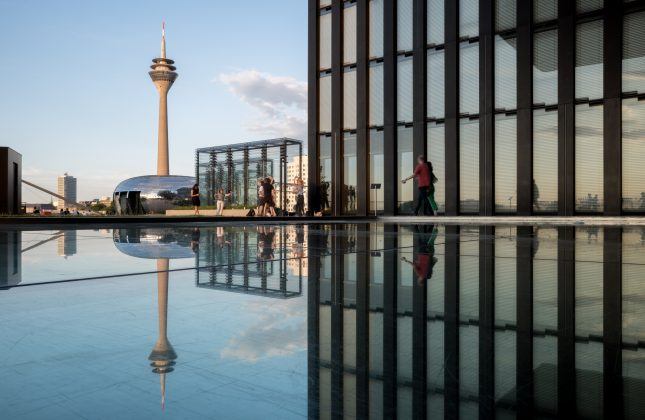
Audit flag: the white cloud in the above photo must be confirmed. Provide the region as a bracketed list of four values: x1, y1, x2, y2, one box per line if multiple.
[217, 70, 307, 140]
[219, 297, 307, 363]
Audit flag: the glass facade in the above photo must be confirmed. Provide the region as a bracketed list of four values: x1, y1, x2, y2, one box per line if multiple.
[533, 109, 559, 213]
[369, 129, 384, 213]
[495, 114, 517, 213]
[313, 0, 645, 216]
[397, 126, 414, 213]
[343, 133, 357, 215]
[460, 119, 479, 213]
[575, 104, 604, 213]
[319, 134, 333, 214]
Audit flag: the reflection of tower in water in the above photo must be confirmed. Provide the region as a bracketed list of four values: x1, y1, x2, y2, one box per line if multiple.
[148, 258, 177, 410]
[57, 231, 77, 257]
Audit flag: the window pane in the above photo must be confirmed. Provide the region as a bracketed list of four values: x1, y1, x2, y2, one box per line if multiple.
[495, 36, 517, 110]
[427, 0, 444, 45]
[370, 62, 384, 126]
[495, 0, 516, 32]
[460, 119, 479, 213]
[397, 126, 414, 213]
[577, 0, 603, 13]
[534, 30, 558, 106]
[534, 0, 558, 23]
[575, 104, 604, 213]
[460, 42, 480, 115]
[427, 123, 445, 213]
[320, 0, 332, 7]
[428, 49, 445, 118]
[343, 133, 357, 215]
[460, 0, 479, 39]
[319, 134, 333, 214]
[370, 129, 385, 213]
[622, 98, 645, 212]
[533, 109, 558, 213]
[576, 20, 604, 101]
[319, 74, 332, 132]
[320, 11, 332, 70]
[370, 0, 384, 58]
[623, 12, 645, 95]
[397, 0, 413, 52]
[344, 69, 357, 130]
[343, 3, 357, 64]
[495, 114, 517, 213]
[398, 56, 413, 122]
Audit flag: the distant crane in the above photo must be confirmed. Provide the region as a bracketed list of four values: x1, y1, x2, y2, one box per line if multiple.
[21, 179, 88, 209]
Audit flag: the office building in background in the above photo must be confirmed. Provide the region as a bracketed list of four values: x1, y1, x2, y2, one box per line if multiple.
[57, 173, 77, 208]
[308, 0, 645, 216]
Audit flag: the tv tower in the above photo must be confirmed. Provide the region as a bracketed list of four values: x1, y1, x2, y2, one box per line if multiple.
[149, 22, 178, 176]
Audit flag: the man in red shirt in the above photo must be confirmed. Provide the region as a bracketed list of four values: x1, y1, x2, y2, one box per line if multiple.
[402, 155, 432, 216]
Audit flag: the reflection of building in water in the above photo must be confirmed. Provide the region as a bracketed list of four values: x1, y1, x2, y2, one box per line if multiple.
[149, 258, 177, 410]
[0, 231, 21, 288]
[195, 226, 303, 299]
[57, 231, 77, 257]
[307, 224, 645, 418]
[112, 228, 197, 410]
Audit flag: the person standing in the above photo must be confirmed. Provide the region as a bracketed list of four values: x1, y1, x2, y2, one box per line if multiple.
[215, 189, 231, 216]
[191, 184, 201, 216]
[401, 155, 432, 216]
[426, 161, 439, 216]
[263, 177, 276, 217]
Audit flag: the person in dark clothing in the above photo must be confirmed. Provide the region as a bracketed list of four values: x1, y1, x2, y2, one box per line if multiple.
[263, 177, 276, 217]
[191, 184, 201, 216]
[401, 155, 432, 216]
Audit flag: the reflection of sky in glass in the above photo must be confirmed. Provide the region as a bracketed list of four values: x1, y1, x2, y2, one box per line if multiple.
[495, 36, 517, 110]
[533, 109, 559, 209]
[344, 69, 357, 130]
[495, 115, 517, 212]
[534, 30, 558, 106]
[460, 119, 479, 212]
[623, 12, 645, 95]
[397, 56, 413, 122]
[343, 3, 357, 65]
[427, 0, 444, 45]
[428, 49, 445, 118]
[397, 0, 413, 51]
[622, 98, 645, 211]
[319, 74, 332, 132]
[369, 0, 383, 58]
[369, 63, 384, 126]
[576, 20, 603, 101]
[460, 42, 479, 115]
[459, 0, 479, 38]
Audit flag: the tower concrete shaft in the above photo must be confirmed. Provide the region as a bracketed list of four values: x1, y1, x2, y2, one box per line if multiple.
[149, 24, 178, 176]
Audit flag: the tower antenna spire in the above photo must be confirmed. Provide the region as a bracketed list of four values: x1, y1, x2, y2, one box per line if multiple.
[161, 21, 166, 59]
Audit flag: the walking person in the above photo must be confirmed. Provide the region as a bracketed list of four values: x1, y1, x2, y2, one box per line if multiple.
[191, 184, 201, 216]
[401, 155, 432, 216]
[426, 161, 439, 216]
[263, 177, 276, 217]
[292, 176, 305, 216]
[215, 189, 231, 216]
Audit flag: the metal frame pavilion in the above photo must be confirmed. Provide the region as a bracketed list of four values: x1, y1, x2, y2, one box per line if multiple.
[195, 138, 303, 212]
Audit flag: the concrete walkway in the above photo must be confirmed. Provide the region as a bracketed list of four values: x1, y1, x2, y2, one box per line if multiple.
[379, 215, 645, 226]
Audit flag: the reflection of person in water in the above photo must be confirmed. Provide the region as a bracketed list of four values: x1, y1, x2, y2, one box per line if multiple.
[190, 228, 201, 253]
[257, 226, 275, 260]
[533, 179, 540, 210]
[216, 226, 231, 248]
[401, 225, 438, 285]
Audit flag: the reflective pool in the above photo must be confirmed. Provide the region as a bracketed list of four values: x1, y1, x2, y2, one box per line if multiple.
[1, 223, 644, 419]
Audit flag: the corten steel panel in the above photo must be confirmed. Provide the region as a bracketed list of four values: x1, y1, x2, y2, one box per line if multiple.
[355, 224, 370, 418]
[557, 226, 575, 417]
[603, 227, 623, 416]
[382, 224, 398, 417]
[516, 226, 535, 416]
[558, 2, 575, 216]
[604, 4, 622, 216]
[332, 0, 343, 216]
[356, 0, 369, 217]
[444, 226, 460, 418]
[383, 1, 397, 216]
[479, 226, 495, 417]
[517, 0, 533, 215]
[444, 0, 460, 216]
[413, 0, 428, 190]
[480, 1, 495, 216]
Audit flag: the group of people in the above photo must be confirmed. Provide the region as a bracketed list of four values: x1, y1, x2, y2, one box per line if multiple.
[190, 176, 306, 217]
[402, 155, 439, 216]
[190, 184, 231, 216]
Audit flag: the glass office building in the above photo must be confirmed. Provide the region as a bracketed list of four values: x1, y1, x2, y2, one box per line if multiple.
[308, 0, 645, 216]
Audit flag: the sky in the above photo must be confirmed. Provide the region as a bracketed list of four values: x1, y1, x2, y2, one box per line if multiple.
[0, 0, 307, 202]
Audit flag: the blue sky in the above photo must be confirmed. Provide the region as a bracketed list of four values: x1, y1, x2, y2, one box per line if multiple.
[0, 0, 307, 201]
